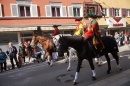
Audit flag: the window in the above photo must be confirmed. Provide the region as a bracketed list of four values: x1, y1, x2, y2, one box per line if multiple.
[10, 4, 38, 17]
[68, 4, 82, 17]
[103, 8, 107, 16]
[45, 3, 67, 17]
[19, 6, 30, 17]
[127, 9, 130, 16]
[73, 7, 80, 17]
[114, 8, 120, 16]
[51, 7, 60, 17]
[0, 4, 2, 17]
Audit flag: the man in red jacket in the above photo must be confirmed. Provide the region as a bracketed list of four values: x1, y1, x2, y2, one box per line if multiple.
[52, 25, 60, 36]
[83, 13, 104, 56]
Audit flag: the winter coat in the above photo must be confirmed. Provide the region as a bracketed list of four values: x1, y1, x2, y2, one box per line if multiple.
[6, 46, 17, 57]
[0, 52, 7, 63]
[19, 46, 26, 57]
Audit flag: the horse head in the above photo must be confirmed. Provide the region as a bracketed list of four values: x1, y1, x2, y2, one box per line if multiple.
[58, 35, 69, 57]
[30, 35, 39, 47]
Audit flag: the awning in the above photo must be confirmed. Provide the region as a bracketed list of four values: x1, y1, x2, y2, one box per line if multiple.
[0, 27, 37, 32]
[41, 26, 76, 30]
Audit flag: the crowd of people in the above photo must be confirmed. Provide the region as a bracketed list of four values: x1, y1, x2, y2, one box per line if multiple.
[0, 40, 41, 73]
[114, 31, 130, 46]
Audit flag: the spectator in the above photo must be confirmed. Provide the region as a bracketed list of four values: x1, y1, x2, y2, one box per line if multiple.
[6, 42, 19, 69]
[114, 32, 120, 46]
[19, 42, 26, 65]
[0, 48, 7, 73]
[119, 31, 124, 46]
[27, 41, 33, 63]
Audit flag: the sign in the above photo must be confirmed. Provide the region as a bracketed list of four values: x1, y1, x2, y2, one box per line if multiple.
[106, 18, 126, 28]
[83, 2, 104, 17]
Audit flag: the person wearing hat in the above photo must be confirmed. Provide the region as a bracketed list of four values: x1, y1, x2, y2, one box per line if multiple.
[74, 17, 84, 36]
[83, 13, 104, 56]
[52, 25, 60, 36]
[0, 48, 7, 73]
[19, 42, 26, 65]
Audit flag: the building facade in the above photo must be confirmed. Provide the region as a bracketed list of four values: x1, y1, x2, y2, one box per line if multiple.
[0, 0, 130, 50]
[94, 0, 130, 36]
[0, 0, 92, 46]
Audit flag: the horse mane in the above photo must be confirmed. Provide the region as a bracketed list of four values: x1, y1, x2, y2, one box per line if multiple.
[61, 36, 83, 44]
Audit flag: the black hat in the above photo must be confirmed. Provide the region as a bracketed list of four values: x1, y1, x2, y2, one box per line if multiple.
[53, 25, 61, 28]
[75, 17, 83, 21]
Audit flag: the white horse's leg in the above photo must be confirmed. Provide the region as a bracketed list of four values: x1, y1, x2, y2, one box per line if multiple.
[117, 64, 122, 71]
[47, 56, 51, 65]
[95, 58, 98, 64]
[50, 60, 53, 67]
[64, 53, 68, 63]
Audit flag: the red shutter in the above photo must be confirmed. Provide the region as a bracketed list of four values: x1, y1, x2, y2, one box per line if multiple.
[121, 8, 126, 17]
[109, 8, 112, 16]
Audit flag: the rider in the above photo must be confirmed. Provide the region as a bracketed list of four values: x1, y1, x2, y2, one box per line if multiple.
[83, 13, 104, 56]
[52, 25, 60, 36]
[74, 17, 84, 36]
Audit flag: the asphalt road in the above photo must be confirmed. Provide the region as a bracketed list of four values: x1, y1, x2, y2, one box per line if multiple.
[0, 46, 130, 86]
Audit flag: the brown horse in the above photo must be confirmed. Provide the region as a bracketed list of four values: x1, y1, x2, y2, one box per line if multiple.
[30, 35, 55, 66]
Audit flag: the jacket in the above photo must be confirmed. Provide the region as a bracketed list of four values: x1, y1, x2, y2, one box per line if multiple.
[19, 46, 26, 56]
[52, 28, 60, 36]
[6, 46, 17, 57]
[0, 52, 7, 63]
[74, 22, 84, 36]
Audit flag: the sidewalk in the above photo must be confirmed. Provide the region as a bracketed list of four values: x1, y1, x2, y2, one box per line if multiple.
[88, 44, 130, 86]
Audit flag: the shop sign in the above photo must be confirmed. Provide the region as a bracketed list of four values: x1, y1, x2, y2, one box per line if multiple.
[106, 18, 126, 28]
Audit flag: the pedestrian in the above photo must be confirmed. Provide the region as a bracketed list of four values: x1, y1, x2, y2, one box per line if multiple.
[19, 42, 26, 65]
[114, 32, 120, 46]
[27, 41, 33, 63]
[6, 42, 19, 69]
[0, 48, 7, 73]
[119, 31, 124, 46]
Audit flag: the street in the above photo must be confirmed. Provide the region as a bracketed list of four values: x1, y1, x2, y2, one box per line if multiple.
[0, 45, 130, 86]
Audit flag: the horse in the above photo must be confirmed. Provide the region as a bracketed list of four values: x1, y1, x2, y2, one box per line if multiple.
[30, 35, 55, 66]
[57, 35, 122, 85]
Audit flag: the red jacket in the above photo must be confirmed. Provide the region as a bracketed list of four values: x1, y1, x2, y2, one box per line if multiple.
[84, 19, 99, 39]
[52, 28, 59, 36]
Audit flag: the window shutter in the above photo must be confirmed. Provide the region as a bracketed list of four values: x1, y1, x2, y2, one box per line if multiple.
[0, 4, 2, 17]
[45, 5, 52, 17]
[98, 6, 102, 16]
[10, 4, 19, 17]
[109, 8, 114, 16]
[61, 6, 67, 17]
[31, 4, 38, 17]
[80, 6, 83, 17]
[68, 6, 73, 17]
[121, 8, 126, 17]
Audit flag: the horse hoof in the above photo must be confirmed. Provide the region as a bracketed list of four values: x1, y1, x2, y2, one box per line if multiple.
[107, 71, 110, 74]
[67, 69, 70, 72]
[92, 76, 96, 81]
[73, 81, 77, 85]
[50, 65, 52, 67]
[98, 65, 101, 67]
[47, 62, 50, 65]
[119, 68, 122, 71]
